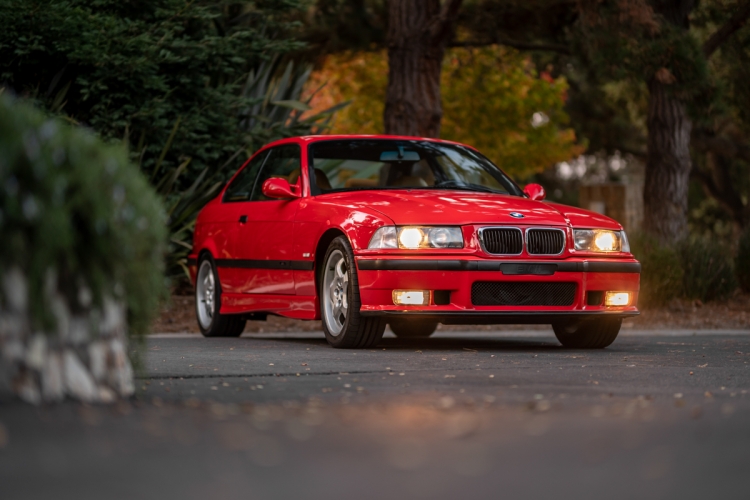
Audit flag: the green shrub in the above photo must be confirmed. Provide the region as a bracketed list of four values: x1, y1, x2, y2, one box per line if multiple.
[737, 226, 750, 293]
[630, 234, 684, 308]
[0, 94, 166, 336]
[0, 0, 307, 190]
[680, 237, 737, 302]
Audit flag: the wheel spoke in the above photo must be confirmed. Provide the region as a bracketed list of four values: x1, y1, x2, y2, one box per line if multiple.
[332, 302, 342, 322]
[335, 258, 346, 279]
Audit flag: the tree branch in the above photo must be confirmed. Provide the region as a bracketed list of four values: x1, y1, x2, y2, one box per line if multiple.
[692, 131, 750, 163]
[449, 38, 571, 55]
[431, 0, 464, 44]
[703, 0, 750, 58]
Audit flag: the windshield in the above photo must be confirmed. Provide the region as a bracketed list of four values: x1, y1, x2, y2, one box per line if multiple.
[308, 139, 523, 196]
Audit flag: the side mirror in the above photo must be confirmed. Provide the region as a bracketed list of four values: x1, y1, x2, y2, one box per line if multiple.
[262, 177, 301, 200]
[523, 183, 546, 201]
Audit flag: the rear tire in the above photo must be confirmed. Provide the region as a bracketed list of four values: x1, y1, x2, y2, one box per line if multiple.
[195, 255, 246, 337]
[320, 236, 385, 348]
[389, 319, 438, 338]
[553, 318, 622, 349]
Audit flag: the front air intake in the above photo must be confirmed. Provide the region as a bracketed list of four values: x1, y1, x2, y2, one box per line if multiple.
[526, 228, 565, 255]
[471, 282, 577, 306]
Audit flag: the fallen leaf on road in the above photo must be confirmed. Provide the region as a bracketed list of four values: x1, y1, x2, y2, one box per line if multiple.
[0, 422, 8, 448]
[698, 364, 708, 368]
[444, 375, 456, 378]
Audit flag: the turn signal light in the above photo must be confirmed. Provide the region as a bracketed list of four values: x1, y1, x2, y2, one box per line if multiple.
[604, 291, 630, 307]
[393, 290, 431, 306]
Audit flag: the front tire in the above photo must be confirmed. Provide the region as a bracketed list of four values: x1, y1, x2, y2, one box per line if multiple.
[389, 319, 438, 338]
[195, 255, 245, 337]
[320, 236, 385, 348]
[553, 318, 622, 349]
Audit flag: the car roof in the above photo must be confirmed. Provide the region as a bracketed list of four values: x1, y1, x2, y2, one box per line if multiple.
[261, 134, 475, 150]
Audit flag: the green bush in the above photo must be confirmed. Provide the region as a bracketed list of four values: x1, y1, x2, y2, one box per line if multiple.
[679, 237, 737, 302]
[0, 0, 306, 189]
[737, 226, 750, 293]
[0, 94, 166, 336]
[630, 234, 684, 307]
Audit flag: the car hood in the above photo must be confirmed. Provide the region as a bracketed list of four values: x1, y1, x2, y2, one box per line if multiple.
[317, 190, 621, 228]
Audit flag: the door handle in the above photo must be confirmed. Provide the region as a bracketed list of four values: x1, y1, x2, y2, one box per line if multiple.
[239, 215, 247, 223]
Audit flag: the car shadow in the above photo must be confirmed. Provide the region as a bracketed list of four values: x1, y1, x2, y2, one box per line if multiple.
[238, 333, 565, 353]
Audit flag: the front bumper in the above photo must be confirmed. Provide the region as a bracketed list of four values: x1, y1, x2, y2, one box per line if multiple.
[355, 257, 640, 324]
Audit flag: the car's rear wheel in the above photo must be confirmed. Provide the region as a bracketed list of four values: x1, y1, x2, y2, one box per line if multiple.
[196, 255, 245, 337]
[389, 319, 438, 338]
[553, 318, 622, 349]
[320, 236, 385, 348]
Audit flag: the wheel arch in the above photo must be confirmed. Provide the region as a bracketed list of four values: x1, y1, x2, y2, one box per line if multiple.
[314, 228, 348, 294]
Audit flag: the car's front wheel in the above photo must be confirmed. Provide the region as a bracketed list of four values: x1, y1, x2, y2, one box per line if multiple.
[195, 255, 245, 337]
[553, 318, 621, 349]
[389, 319, 438, 338]
[320, 236, 385, 348]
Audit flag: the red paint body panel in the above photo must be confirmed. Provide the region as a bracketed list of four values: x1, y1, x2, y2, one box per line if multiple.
[189, 135, 641, 323]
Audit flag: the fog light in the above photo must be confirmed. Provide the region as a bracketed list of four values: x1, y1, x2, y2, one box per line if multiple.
[393, 290, 430, 306]
[604, 291, 630, 306]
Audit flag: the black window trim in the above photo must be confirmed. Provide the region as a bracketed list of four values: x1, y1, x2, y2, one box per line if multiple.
[222, 148, 271, 203]
[223, 143, 302, 203]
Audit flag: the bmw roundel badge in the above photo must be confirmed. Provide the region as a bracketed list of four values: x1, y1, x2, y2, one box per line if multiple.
[509, 212, 525, 219]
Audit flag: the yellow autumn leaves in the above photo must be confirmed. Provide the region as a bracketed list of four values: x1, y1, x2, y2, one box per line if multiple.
[304, 46, 584, 179]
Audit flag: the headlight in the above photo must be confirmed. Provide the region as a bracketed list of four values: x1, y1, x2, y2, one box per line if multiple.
[574, 229, 630, 253]
[368, 226, 463, 249]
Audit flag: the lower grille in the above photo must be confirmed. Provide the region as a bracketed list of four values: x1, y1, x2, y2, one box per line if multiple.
[527, 228, 565, 255]
[471, 281, 577, 306]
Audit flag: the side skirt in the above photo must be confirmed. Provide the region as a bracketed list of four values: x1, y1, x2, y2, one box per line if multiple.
[220, 293, 318, 320]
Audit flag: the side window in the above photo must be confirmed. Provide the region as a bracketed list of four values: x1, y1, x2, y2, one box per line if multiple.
[223, 150, 270, 202]
[251, 144, 301, 201]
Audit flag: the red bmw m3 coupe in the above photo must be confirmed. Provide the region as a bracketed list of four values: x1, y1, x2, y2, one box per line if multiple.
[188, 136, 640, 349]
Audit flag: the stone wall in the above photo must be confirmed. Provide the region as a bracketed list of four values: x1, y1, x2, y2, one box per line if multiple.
[0, 268, 134, 404]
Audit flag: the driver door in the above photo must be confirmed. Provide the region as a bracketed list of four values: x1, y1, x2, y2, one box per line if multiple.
[232, 144, 302, 295]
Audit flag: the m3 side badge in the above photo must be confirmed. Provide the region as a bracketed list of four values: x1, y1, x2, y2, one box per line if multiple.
[510, 212, 524, 218]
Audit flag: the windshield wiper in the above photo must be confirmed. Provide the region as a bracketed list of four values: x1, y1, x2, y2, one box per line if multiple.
[434, 181, 503, 194]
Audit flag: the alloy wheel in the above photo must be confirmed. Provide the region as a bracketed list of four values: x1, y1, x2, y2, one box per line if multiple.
[196, 260, 215, 329]
[323, 249, 349, 336]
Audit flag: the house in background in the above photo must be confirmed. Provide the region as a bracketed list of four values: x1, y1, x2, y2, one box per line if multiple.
[579, 181, 644, 233]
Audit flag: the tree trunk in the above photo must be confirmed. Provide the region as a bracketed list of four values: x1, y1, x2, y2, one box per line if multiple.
[643, 78, 693, 244]
[383, 0, 449, 137]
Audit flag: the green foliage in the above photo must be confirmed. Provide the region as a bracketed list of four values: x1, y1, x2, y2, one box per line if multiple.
[0, 0, 306, 187]
[240, 59, 350, 154]
[0, 93, 166, 336]
[680, 237, 737, 302]
[441, 47, 585, 179]
[574, 1, 712, 109]
[632, 232, 738, 305]
[737, 226, 750, 293]
[307, 47, 584, 179]
[630, 234, 684, 307]
[0, 2, 348, 282]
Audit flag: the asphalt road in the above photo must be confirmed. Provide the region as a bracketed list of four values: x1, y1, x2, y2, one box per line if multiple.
[2, 329, 750, 500]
